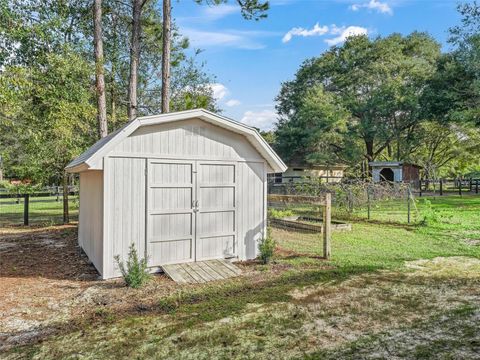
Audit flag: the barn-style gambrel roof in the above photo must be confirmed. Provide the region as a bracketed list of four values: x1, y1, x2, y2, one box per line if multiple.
[66, 109, 287, 173]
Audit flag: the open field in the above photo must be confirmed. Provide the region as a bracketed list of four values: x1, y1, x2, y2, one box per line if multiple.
[1, 195, 480, 359]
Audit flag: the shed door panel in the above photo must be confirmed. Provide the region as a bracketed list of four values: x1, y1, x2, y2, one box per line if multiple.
[147, 160, 195, 266]
[196, 163, 237, 261]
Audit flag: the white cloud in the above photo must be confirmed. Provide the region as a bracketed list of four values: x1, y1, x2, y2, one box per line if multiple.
[282, 23, 368, 46]
[225, 99, 241, 107]
[325, 25, 368, 46]
[208, 83, 229, 100]
[203, 4, 238, 20]
[241, 110, 277, 131]
[182, 28, 266, 50]
[282, 23, 329, 43]
[350, 0, 393, 15]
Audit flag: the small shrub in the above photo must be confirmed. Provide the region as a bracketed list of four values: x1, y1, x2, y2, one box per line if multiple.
[258, 227, 276, 264]
[268, 208, 294, 219]
[114, 243, 151, 288]
[419, 199, 439, 226]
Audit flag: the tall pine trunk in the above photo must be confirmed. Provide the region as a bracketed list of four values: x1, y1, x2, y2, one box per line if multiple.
[161, 0, 171, 113]
[63, 172, 69, 224]
[93, 0, 107, 138]
[128, 0, 143, 120]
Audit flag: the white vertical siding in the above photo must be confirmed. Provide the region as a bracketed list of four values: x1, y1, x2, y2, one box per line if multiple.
[237, 161, 266, 260]
[103, 157, 146, 279]
[78, 170, 103, 275]
[109, 119, 263, 162]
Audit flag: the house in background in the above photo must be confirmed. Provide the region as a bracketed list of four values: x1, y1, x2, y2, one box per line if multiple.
[270, 163, 346, 184]
[369, 161, 421, 183]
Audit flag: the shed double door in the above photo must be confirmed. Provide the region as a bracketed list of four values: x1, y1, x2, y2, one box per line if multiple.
[146, 159, 237, 266]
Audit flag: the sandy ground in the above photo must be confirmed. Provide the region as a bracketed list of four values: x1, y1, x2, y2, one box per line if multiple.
[2, 225, 480, 358]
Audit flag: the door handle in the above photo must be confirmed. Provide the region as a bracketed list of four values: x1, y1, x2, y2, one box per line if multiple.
[192, 200, 199, 211]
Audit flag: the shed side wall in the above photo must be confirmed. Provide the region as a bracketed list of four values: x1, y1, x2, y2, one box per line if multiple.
[237, 161, 266, 260]
[79, 170, 104, 275]
[103, 157, 146, 279]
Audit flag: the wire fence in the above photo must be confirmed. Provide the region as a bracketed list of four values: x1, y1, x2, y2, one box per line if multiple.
[268, 179, 417, 225]
[0, 191, 78, 227]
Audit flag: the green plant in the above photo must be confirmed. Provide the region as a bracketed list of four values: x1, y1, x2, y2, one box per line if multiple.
[419, 199, 440, 226]
[258, 227, 276, 264]
[114, 244, 151, 288]
[268, 208, 294, 219]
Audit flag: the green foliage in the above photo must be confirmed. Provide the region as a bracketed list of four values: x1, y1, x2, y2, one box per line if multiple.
[0, 0, 220, 184]
[268, 208, 294, 219]
[0, 49, 97, 184]
[419, 199, 439, 226]
[1, 181, 42, 195]
[275, 85, 355, 166]
[114, 243, 151, 289]
[410, 121, 480, 178]
[258, 227, 276, 264]
[275, 32, 441, 166]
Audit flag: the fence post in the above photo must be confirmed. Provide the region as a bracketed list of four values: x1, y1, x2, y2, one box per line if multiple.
[470, 178, 473, 192]
[323, 193, 331, 259]
[476, 179, 478, 194]
[440, 179, 443, 196]
[367, 186, 371, 220]
[419, 179, 422, 197]
[459, 178, 462, 196]
[23, 194, 29, 226]
[63, 173, 70, 224]
[407, 188, 411, 224]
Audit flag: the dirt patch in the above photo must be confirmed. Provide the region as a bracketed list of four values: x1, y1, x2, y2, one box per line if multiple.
[0, 226, 299, 351]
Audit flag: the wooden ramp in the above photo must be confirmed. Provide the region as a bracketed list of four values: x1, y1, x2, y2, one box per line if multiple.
[162, 259, 242, 284]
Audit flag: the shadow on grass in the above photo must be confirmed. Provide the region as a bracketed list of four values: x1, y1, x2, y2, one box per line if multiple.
[4, 262, 376, 354]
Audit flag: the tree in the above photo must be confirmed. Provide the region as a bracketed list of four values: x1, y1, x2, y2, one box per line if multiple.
[275, 85, 357, 166]
[160, 0, 270, 113]
[275, 33, 441, 166]
[446, 1, 480, 125]
[0, 50, 96, 222]
[161, 0, 171, 113]
[127, 0, 146, 120]
[410, 122, 480, 178]
[93, 0, 108, 137]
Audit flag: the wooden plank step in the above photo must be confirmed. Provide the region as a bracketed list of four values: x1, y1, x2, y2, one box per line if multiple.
[162, 260, 242, 284]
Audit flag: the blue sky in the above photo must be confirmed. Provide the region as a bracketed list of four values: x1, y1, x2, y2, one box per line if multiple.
[173, 0, 463, 130]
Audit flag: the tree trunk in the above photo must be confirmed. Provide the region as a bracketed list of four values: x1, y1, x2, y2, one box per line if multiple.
[365, 138, 374, 162]
[63, 172, 69, 224]
[161, 0, 171, 113]
[93, 0, 108, 138]
[110, 11, 118, 124]
[128, 0, 143, 120]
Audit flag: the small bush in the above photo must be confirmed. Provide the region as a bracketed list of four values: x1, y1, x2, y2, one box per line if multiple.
[114, 243, 151, 288]
[258, 227, 276, 264]
[268, 208, 294, 219]
[419, 199, 439, 226]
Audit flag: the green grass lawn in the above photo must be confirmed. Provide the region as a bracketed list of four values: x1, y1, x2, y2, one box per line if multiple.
[0, 196, 78, 226]
[4, 195, 480, 359]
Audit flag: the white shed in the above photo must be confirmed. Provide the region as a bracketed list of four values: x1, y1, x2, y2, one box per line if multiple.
[66, 109, 286, 279]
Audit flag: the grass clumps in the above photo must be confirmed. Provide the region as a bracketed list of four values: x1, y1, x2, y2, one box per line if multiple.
[258, 227, 276, 264]
[268, 208, 294, 219]
[114, 243, 151, 288]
